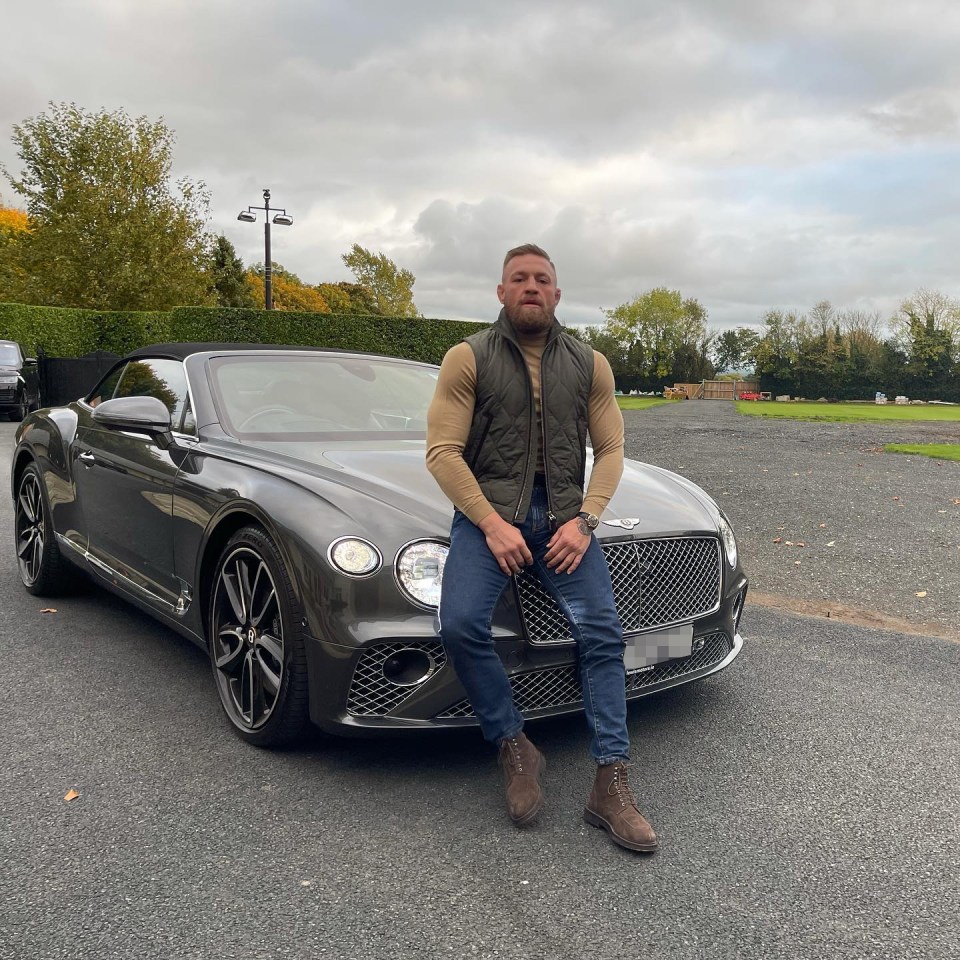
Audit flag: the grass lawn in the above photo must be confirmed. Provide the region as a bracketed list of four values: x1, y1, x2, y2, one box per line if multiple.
[735, 400, 960, 423]
[616, 396, 676, 411]
[884, 443, 960, 462]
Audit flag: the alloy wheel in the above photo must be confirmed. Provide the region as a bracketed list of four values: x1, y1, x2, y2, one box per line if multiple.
[211, 546, 285, 731]
[15, 471, 45, 585]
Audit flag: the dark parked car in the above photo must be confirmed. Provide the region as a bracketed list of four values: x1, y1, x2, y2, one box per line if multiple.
[0, 339, 40, 421]
[12, 343, 747, 745]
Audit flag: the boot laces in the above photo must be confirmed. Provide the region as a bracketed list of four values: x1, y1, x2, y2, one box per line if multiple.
[610, 763, 638, 809]
[502, 737, 524, 773]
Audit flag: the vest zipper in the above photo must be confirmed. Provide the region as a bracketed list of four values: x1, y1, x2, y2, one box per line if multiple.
[511, 341, 535, 523]
[540, 343, 558, 531]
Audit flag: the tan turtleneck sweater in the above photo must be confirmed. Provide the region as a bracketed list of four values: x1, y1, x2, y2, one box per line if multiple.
[426, 333, 624, 526]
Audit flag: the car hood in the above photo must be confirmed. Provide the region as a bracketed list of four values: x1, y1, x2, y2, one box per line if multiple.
[235, 439, 719, 539]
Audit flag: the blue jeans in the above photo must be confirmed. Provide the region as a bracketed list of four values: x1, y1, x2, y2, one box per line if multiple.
[438, 483, 630, 764]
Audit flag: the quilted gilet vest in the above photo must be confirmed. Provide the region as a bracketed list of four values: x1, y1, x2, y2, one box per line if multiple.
[463, 310, 594, 525]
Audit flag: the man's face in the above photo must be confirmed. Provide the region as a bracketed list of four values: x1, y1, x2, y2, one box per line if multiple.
[497, 253, 561, 334]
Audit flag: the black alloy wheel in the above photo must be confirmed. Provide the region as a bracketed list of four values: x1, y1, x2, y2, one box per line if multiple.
[209, 526, 309, 747]
[15, 463, 69, 595]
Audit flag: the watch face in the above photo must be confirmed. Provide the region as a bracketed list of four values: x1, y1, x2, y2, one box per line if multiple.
[580, 512, 599, 529]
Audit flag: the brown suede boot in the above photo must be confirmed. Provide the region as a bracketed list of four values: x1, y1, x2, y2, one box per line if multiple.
[583, 761, 658, 852]
[497, 732, 545, 826]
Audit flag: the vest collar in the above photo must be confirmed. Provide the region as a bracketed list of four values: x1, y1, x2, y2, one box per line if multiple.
[493, 308, 563, 348]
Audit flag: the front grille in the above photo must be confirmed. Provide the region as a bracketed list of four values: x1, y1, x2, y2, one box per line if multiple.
[516, 536, 721, 645]
[435, 631, 731, 719]
[346, 641, 447, 717]
[0, 386, 16, 402]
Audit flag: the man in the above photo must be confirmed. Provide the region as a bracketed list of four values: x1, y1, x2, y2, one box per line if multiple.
[426, 244, 657, 853]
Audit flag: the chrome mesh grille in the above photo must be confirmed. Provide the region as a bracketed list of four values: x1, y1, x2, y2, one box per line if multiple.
[516, 536, 721, 645]
[346, 641, 447, 717]
[435, 631, 731, 719]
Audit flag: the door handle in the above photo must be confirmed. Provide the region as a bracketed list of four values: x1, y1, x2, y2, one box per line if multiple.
[78, 452, 95, 464]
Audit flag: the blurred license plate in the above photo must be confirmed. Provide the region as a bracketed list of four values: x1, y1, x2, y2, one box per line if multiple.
[624, 625, 693, 670]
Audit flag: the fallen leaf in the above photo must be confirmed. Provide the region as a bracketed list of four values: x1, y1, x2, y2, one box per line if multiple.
[795, 541, 806, 547]
[826, 541, 835, 547]
[818, 523, 826, 528]
[916, 591, 927, 598]
[772, 537, 783, 544]
[952, 499, 960, 505]
[63, 789, 79, 802]
[785, 540, 794, 546]
[892, 496, 900, 501]
[40, 608, 57, 614]
[794, 560, 801, 565]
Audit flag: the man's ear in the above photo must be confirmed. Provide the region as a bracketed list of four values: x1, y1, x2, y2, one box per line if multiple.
[554, 287, 562, 305]
[497, 283, 506, 304]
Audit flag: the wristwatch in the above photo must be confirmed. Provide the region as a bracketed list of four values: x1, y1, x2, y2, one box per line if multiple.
[577, 511, 600, 530]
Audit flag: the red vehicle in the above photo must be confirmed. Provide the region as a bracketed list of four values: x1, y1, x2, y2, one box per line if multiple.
[738, 391, 770, 401]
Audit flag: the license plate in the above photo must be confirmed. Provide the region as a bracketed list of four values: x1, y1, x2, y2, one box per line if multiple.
[624, 625, 694, 670]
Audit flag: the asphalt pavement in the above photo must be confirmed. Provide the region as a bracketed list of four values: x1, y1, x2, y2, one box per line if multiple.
[2, 419, 959, 960]
[623, 400, 960, 638]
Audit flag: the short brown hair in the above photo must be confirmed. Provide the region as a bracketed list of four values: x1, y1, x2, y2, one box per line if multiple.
[502, 243, 555, 272]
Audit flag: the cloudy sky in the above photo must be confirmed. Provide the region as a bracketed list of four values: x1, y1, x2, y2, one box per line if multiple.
[2, 0, 959, 330]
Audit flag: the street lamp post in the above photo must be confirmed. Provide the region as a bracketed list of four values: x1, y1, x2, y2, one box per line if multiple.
[237, 188, 294, 310]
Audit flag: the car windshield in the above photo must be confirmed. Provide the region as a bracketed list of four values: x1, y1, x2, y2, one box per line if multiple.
[0, 344, 22, 365]
[209, 354, 439, 440]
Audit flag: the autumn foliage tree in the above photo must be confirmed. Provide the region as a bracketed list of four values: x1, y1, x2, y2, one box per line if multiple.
[341, 244, 419, 317]
[245, 263, 330, 312]
[0, 203, 30, 300]
[1, 102, 213, 310]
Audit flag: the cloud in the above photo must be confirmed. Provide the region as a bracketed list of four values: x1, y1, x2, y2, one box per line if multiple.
[1, 0, 960, 332]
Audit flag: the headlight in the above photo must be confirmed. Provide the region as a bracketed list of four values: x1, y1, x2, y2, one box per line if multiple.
[717, 514, 738, 568]
[327, 537, 382, 577]
[396, 540, 448, 608]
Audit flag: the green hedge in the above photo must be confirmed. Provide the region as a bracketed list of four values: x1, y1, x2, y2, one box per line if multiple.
[0, 302, 485, 364]
[0, 303, 168, 357]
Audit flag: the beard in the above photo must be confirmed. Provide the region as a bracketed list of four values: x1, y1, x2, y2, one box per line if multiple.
[505, 301, 555, 335]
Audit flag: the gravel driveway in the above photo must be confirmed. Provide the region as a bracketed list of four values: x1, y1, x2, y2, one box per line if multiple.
[623, 401, 960, 639]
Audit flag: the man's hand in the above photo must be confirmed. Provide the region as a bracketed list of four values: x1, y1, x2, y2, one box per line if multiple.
[544, 517, 592, 574]
[477, 512, 534, 575]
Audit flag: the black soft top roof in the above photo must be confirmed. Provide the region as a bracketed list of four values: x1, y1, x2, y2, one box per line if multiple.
[125, 342, 354, 362]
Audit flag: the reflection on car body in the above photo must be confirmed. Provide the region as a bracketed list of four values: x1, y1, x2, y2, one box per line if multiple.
[11, 343, 747, 746]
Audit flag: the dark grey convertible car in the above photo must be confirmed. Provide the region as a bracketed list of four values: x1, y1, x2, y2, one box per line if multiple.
[12, 343, 747, 745]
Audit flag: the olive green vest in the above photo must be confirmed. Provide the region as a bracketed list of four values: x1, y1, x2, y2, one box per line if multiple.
[463, 310, 594, 525]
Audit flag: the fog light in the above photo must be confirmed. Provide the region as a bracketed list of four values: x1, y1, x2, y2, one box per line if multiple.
[382, 648, 435, 687]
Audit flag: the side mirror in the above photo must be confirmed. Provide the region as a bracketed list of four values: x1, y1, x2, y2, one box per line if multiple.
[92, 396, 174, 448]
[24, 357, 37, 365]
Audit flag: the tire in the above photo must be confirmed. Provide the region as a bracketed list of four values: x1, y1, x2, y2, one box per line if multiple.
[208, 525, 310, 747]
[15, 462, 70, 596]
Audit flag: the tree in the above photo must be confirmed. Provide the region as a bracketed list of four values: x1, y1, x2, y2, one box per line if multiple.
[315, 281, 380, 316]
[712, 326, 760, 373]
[0, 203, 30, 301]
[246, 263, 330, 312]
[602, 287, 708, 382]
[890, 289, 960, 388]
[341, 244, 419, 318]
[209, 235, 256, 308]
[1, 102, 213, 310]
